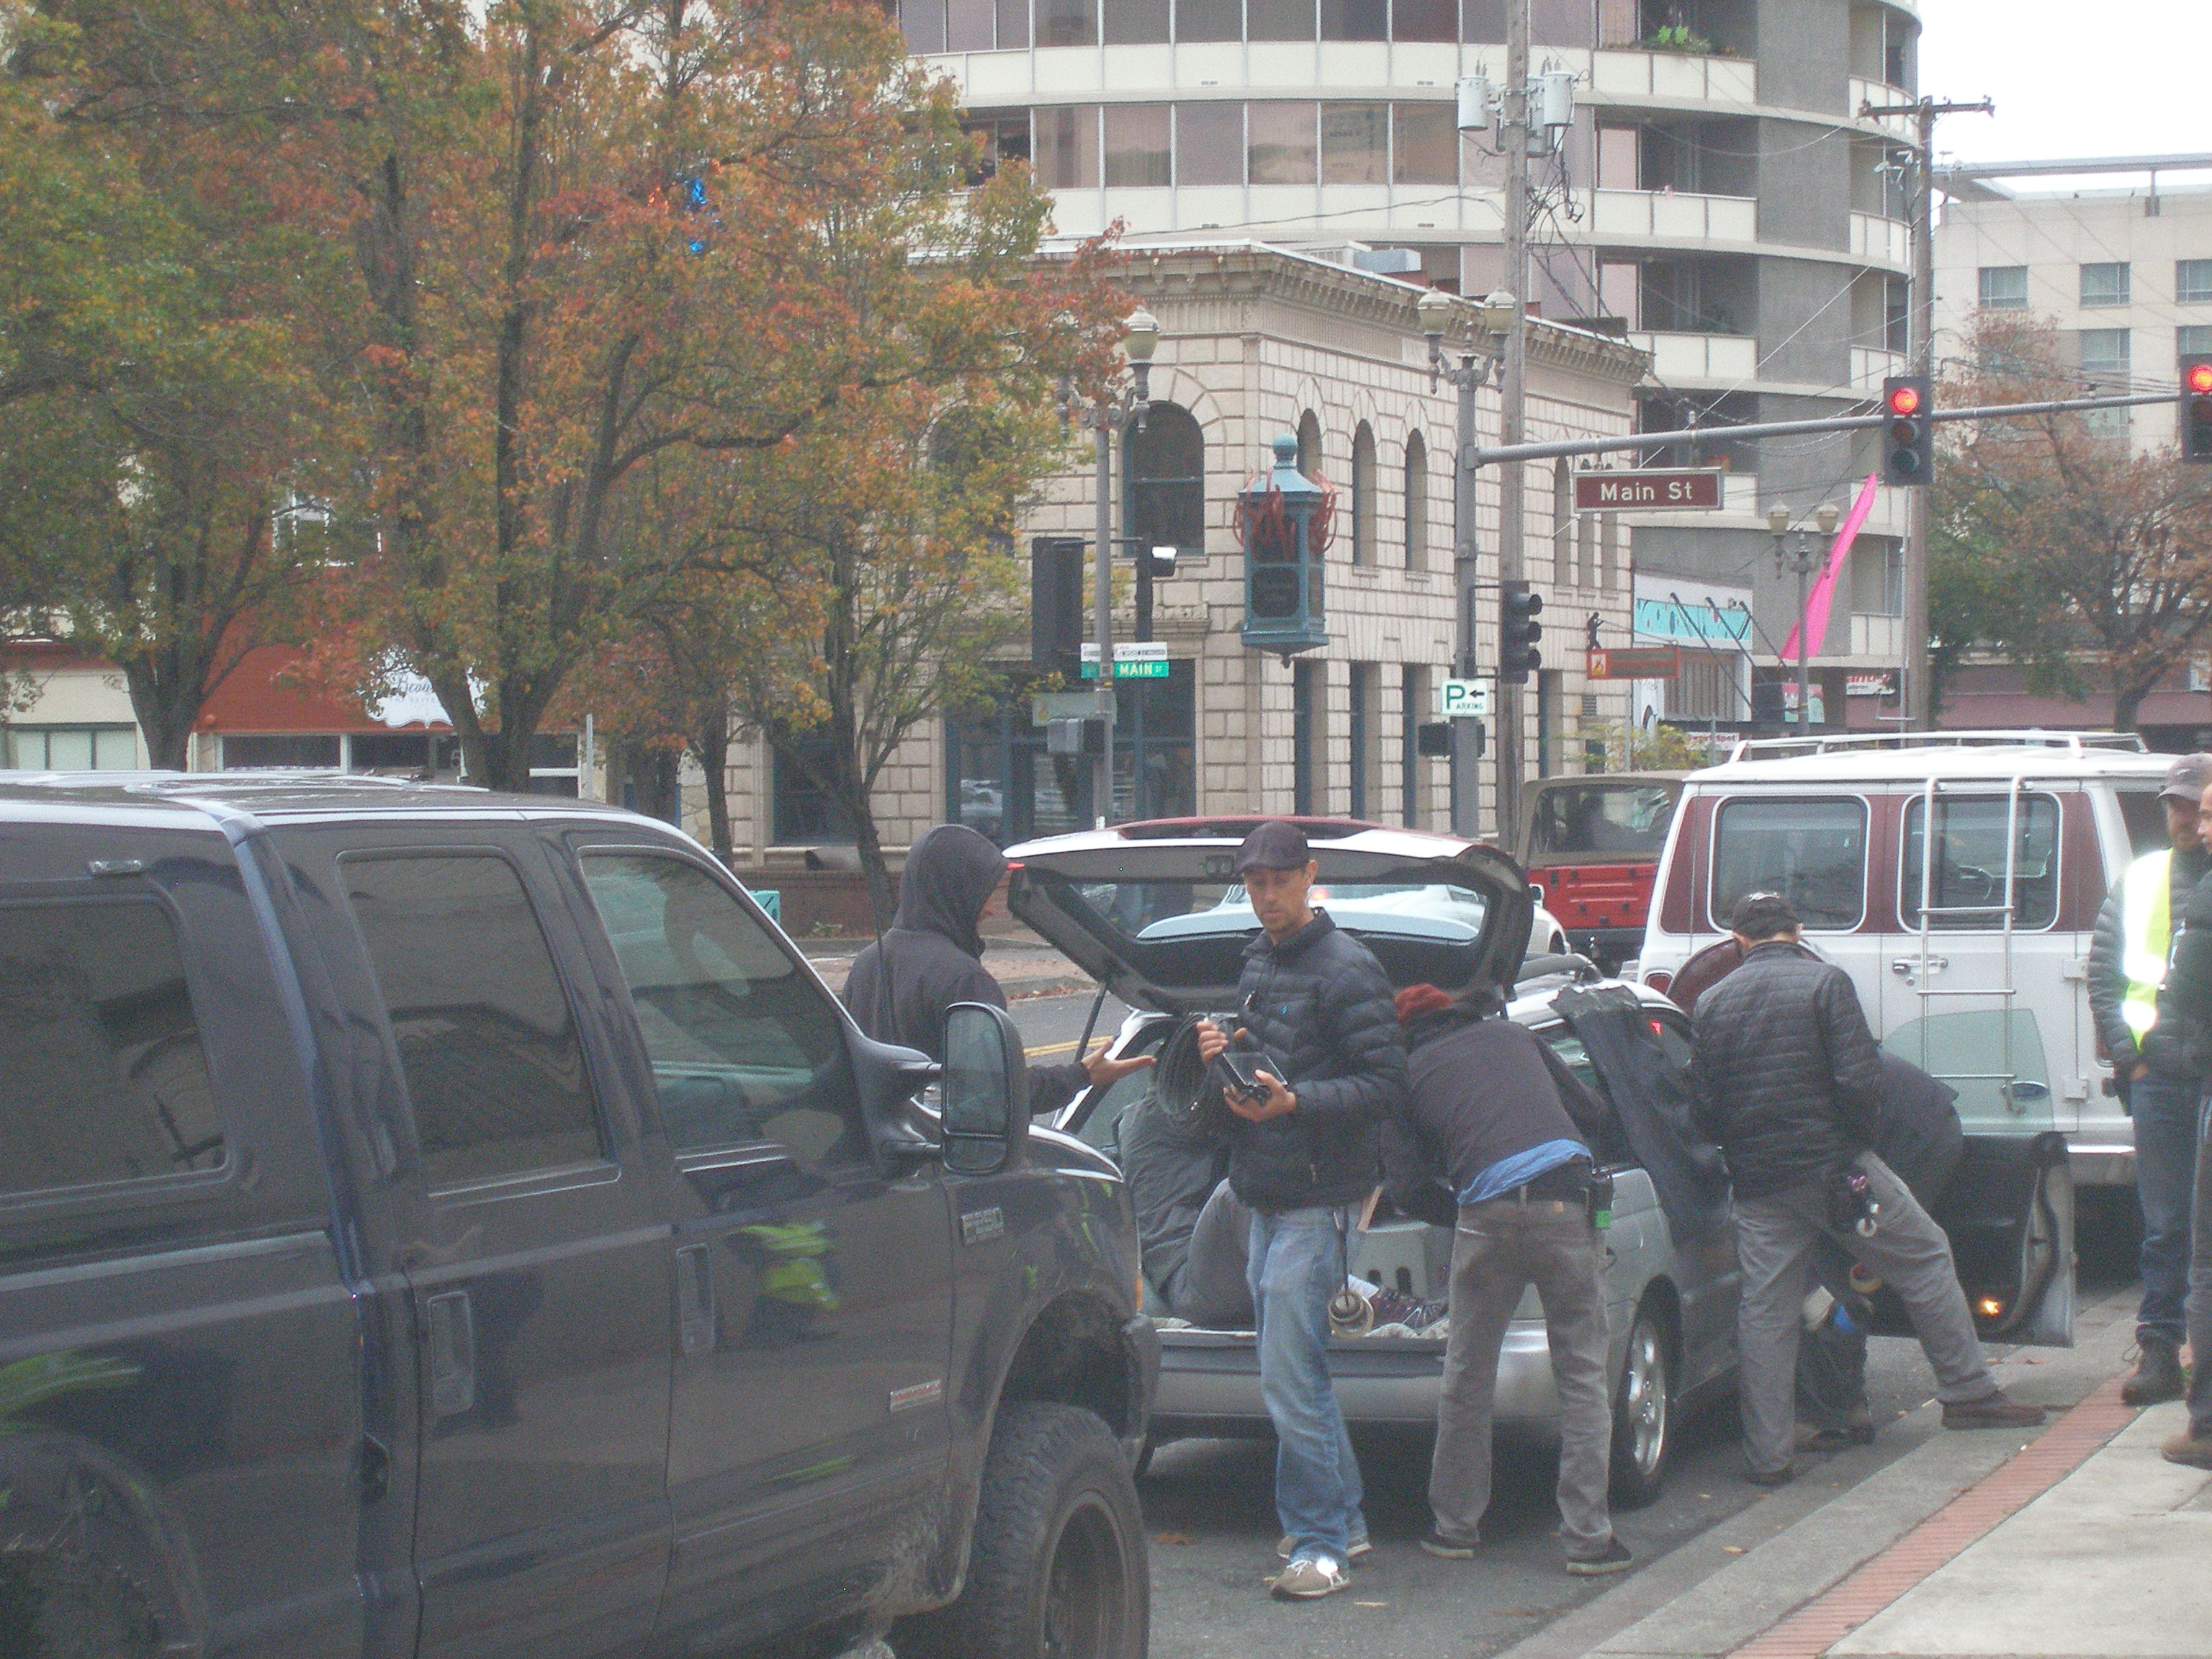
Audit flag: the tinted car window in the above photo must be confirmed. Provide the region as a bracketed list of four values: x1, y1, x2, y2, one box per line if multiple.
[1712, 797, 1867, 930]
[1527, 782, 1679, 859]
[0, 899, 222, 1197]
[344, 853, 602, 1186]
[583, 852, 849, 1154]
[2116, 790, 2167, 858]
[1900, 793, 2060, 931]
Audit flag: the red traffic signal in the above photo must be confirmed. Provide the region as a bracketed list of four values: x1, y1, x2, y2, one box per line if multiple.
[1881, 375, 1933, 487]
[2184, 356, 2212, 464]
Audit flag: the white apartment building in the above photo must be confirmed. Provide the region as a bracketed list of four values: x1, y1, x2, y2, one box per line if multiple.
[908, 0, 1930, 732]
[1936, 172, 2212, 451]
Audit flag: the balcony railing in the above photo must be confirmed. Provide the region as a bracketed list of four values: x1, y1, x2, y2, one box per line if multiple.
[1590, 48, 1758, 107]
[1592, 188, 1758, 244]
[1849, 212, 1911, 269]
[1852, 613, 1904, 659]
[1630, 331, 1759, 385]
[1851, 346, 1907, 394]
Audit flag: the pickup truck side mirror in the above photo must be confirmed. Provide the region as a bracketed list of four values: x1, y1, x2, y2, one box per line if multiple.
[941, 1002, 1030, 1176]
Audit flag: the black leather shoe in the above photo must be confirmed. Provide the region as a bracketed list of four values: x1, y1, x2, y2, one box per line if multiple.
[1743, 1463, 1795, 1488]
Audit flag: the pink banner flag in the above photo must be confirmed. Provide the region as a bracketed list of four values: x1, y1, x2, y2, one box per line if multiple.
[1782, 472, 1881, 662]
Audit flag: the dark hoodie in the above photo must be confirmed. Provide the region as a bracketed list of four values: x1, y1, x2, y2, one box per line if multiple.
[844, 824, 1086, 1112]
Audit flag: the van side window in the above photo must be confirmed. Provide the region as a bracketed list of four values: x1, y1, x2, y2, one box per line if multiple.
[582, 853, 850, 1155]
[343, 854, 603, 1186]
[1900, 793, 2061, 931]
[0, 899, 223, 1198]
[1711, 797, 1868, 930]
[2116, 791, 2168, 858]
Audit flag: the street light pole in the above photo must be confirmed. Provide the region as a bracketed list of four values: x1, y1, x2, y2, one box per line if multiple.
[1067, 307, 1159, 830]
[1495, 0, 1532, 840]
[1420, 287, 1513, 837]
[1771, 501, 1839, 732]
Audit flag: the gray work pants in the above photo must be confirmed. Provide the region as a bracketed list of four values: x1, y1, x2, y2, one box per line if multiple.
[2185, 1093, 2212, 1435]
[1429, 1197, 1615, 1557]
[1734, 1151, 1994, 1476]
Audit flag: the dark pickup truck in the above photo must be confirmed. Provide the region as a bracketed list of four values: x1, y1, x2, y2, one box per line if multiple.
[0, 775, 1155, 1659]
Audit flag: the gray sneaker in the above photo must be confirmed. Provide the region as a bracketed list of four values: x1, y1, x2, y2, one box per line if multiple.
[1267, 1555, 1350, 1600]
[1566, 1539, 1634, 1577]
[1277, 1532, 1372, 1562]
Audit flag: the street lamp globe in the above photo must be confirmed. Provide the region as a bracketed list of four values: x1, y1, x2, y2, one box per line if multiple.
[1815, 502, 1841, 536]
[1477, 289, 1519, 339]
[1121, 306, 1161, 363]
[1416, 287, 1455, 344]
[1766, 503, 1791, 536]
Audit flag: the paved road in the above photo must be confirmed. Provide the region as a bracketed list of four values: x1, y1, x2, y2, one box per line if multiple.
[1003, 989, 2136, 1659]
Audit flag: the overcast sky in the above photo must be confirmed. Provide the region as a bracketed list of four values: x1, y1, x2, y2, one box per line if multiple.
[1917, 0, 2212, 184]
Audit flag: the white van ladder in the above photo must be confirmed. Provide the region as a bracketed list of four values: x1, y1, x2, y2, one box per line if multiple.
[1902, 775, 2029, 1113]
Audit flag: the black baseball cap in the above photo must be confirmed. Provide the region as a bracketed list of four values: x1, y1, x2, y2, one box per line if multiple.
[1727, 890, 1801, 938]
[1233, 820, 1312, 873]
[2159, 752, 2212, 804]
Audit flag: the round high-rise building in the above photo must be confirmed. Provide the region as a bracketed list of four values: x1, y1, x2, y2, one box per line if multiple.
[910, 0, 1925, 729]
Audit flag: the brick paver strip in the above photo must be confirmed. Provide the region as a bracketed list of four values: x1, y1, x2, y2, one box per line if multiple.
[1730, 1378, 2136, 1658]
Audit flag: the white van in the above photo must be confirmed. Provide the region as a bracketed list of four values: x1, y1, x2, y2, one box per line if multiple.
[1635, 731, 2175, 1186]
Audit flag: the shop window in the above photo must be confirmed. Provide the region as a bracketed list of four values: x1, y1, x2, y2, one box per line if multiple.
[1393, 103, 1457, 185]
[945, 665, 1194, 842]
[1403, 431, 1429, 571]
[222, 733, 341, 769]
[1104, 104, 1172, 186]
[1175, 102, 1243, 186]
[773, 733, 856, 845]
[1249, 102, 1318, 184]
[1348, 663, 1377, 819]
[1400, 665, 1428, 827]
[1292, 661, 1322, 815]
[6, 726, 138, 770]
[1126, 403, 1206, 557]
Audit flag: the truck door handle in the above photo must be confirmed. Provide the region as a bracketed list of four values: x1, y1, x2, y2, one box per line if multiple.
[676, 1243, 716, 1356]
[426, 1290, 476, 1419]
[1892, 956, 1948, 976]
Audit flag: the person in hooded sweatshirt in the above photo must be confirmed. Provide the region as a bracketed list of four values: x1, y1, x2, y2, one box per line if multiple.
[844, 823, 1152, 1112]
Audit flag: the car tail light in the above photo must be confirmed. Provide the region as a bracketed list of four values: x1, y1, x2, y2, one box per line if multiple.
[1643, 970, 1672, 994]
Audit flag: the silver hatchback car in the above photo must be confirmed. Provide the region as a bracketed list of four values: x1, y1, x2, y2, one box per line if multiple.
[1005, 817, 1744, 1506]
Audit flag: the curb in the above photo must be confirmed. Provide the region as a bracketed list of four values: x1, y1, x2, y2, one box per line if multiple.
[1728, 1377, 2137, 1658]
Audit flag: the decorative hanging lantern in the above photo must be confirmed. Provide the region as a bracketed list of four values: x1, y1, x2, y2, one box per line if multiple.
[1233, 433, 1334, 660]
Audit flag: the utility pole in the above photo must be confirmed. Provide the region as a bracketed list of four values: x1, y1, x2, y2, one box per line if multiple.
[1092, 424, 1115, 825]
[1862, 92, 1992, 729]
[1494, 0, 1530, 842]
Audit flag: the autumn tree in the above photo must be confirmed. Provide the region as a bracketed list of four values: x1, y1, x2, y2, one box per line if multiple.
[324, 0, 1119, 793]
[1930, 311, 2212, 730]
[0, 0, 355, 763]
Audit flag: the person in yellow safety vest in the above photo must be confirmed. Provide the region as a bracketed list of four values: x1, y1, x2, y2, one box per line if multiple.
[2087, 752, 2212, 1406]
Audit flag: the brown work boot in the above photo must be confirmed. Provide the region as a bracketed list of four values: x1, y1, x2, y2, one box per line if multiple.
[2162, 1425, 2212, 1470]
[2123, 1338, 2186, 1406]
[1941, 1388, 2046, 1430]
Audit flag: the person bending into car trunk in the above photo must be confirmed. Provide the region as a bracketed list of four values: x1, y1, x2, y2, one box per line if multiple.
[1193, 820, 1408, 1603]
[845, 823, 1152, 1108]
[1691, 892, 2044, 1487]
[1381, 981, 1632, 1575]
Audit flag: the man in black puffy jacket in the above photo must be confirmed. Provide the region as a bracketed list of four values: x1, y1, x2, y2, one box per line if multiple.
[1693, 893, 2041, 1485]
[1193, 820, 1407, 1601]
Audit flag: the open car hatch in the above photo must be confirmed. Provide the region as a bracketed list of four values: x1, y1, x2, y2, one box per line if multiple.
[1004, 819, 1534, 1016]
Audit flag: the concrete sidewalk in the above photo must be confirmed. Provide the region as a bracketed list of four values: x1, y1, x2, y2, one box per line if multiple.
[1499, 1286, 2202, 1659]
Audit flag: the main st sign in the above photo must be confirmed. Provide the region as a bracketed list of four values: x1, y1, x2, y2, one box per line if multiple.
[1573, 469, 1725, 511]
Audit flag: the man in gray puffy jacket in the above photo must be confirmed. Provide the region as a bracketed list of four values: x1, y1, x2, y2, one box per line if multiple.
[1693, 892, 2042, 1485]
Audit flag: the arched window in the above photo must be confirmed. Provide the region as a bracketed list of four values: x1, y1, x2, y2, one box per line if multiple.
[1350, 422, 1377, 564]
[1296, 410, 1322, 480]
[1125, 402, 1205, 557]
[1403, 431, 1429, 570]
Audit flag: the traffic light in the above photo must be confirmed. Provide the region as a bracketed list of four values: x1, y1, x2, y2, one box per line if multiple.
[1881, 376, 1933, 486]
[1500, 580, 1544, 685]
[2182, 357, 2212, 463]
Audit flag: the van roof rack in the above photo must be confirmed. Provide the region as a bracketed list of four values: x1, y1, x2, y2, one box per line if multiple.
[1724, 729, 2149, 762]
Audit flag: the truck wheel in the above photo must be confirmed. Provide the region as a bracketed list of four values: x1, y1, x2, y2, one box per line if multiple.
[1609, 1299, 1674, 1509]
[904, 1403, 1148, 1659]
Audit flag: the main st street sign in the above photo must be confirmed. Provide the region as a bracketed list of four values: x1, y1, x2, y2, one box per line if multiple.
[1573, 469, 1725, 511]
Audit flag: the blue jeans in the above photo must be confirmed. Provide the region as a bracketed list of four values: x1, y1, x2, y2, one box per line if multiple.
[2133, 1074, 2201, 1344]
[1247, 1206, 1367, 1565]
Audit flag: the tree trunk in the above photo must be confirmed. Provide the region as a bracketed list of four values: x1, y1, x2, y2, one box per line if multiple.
[693, 710, 734, 863]
[851, 801, 897, 935]
[122, 656, 207, 770]
[2114, 678, 2152, 735]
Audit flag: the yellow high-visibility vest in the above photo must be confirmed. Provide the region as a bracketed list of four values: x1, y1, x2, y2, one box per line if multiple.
[2121, 849, 2175, 1037]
